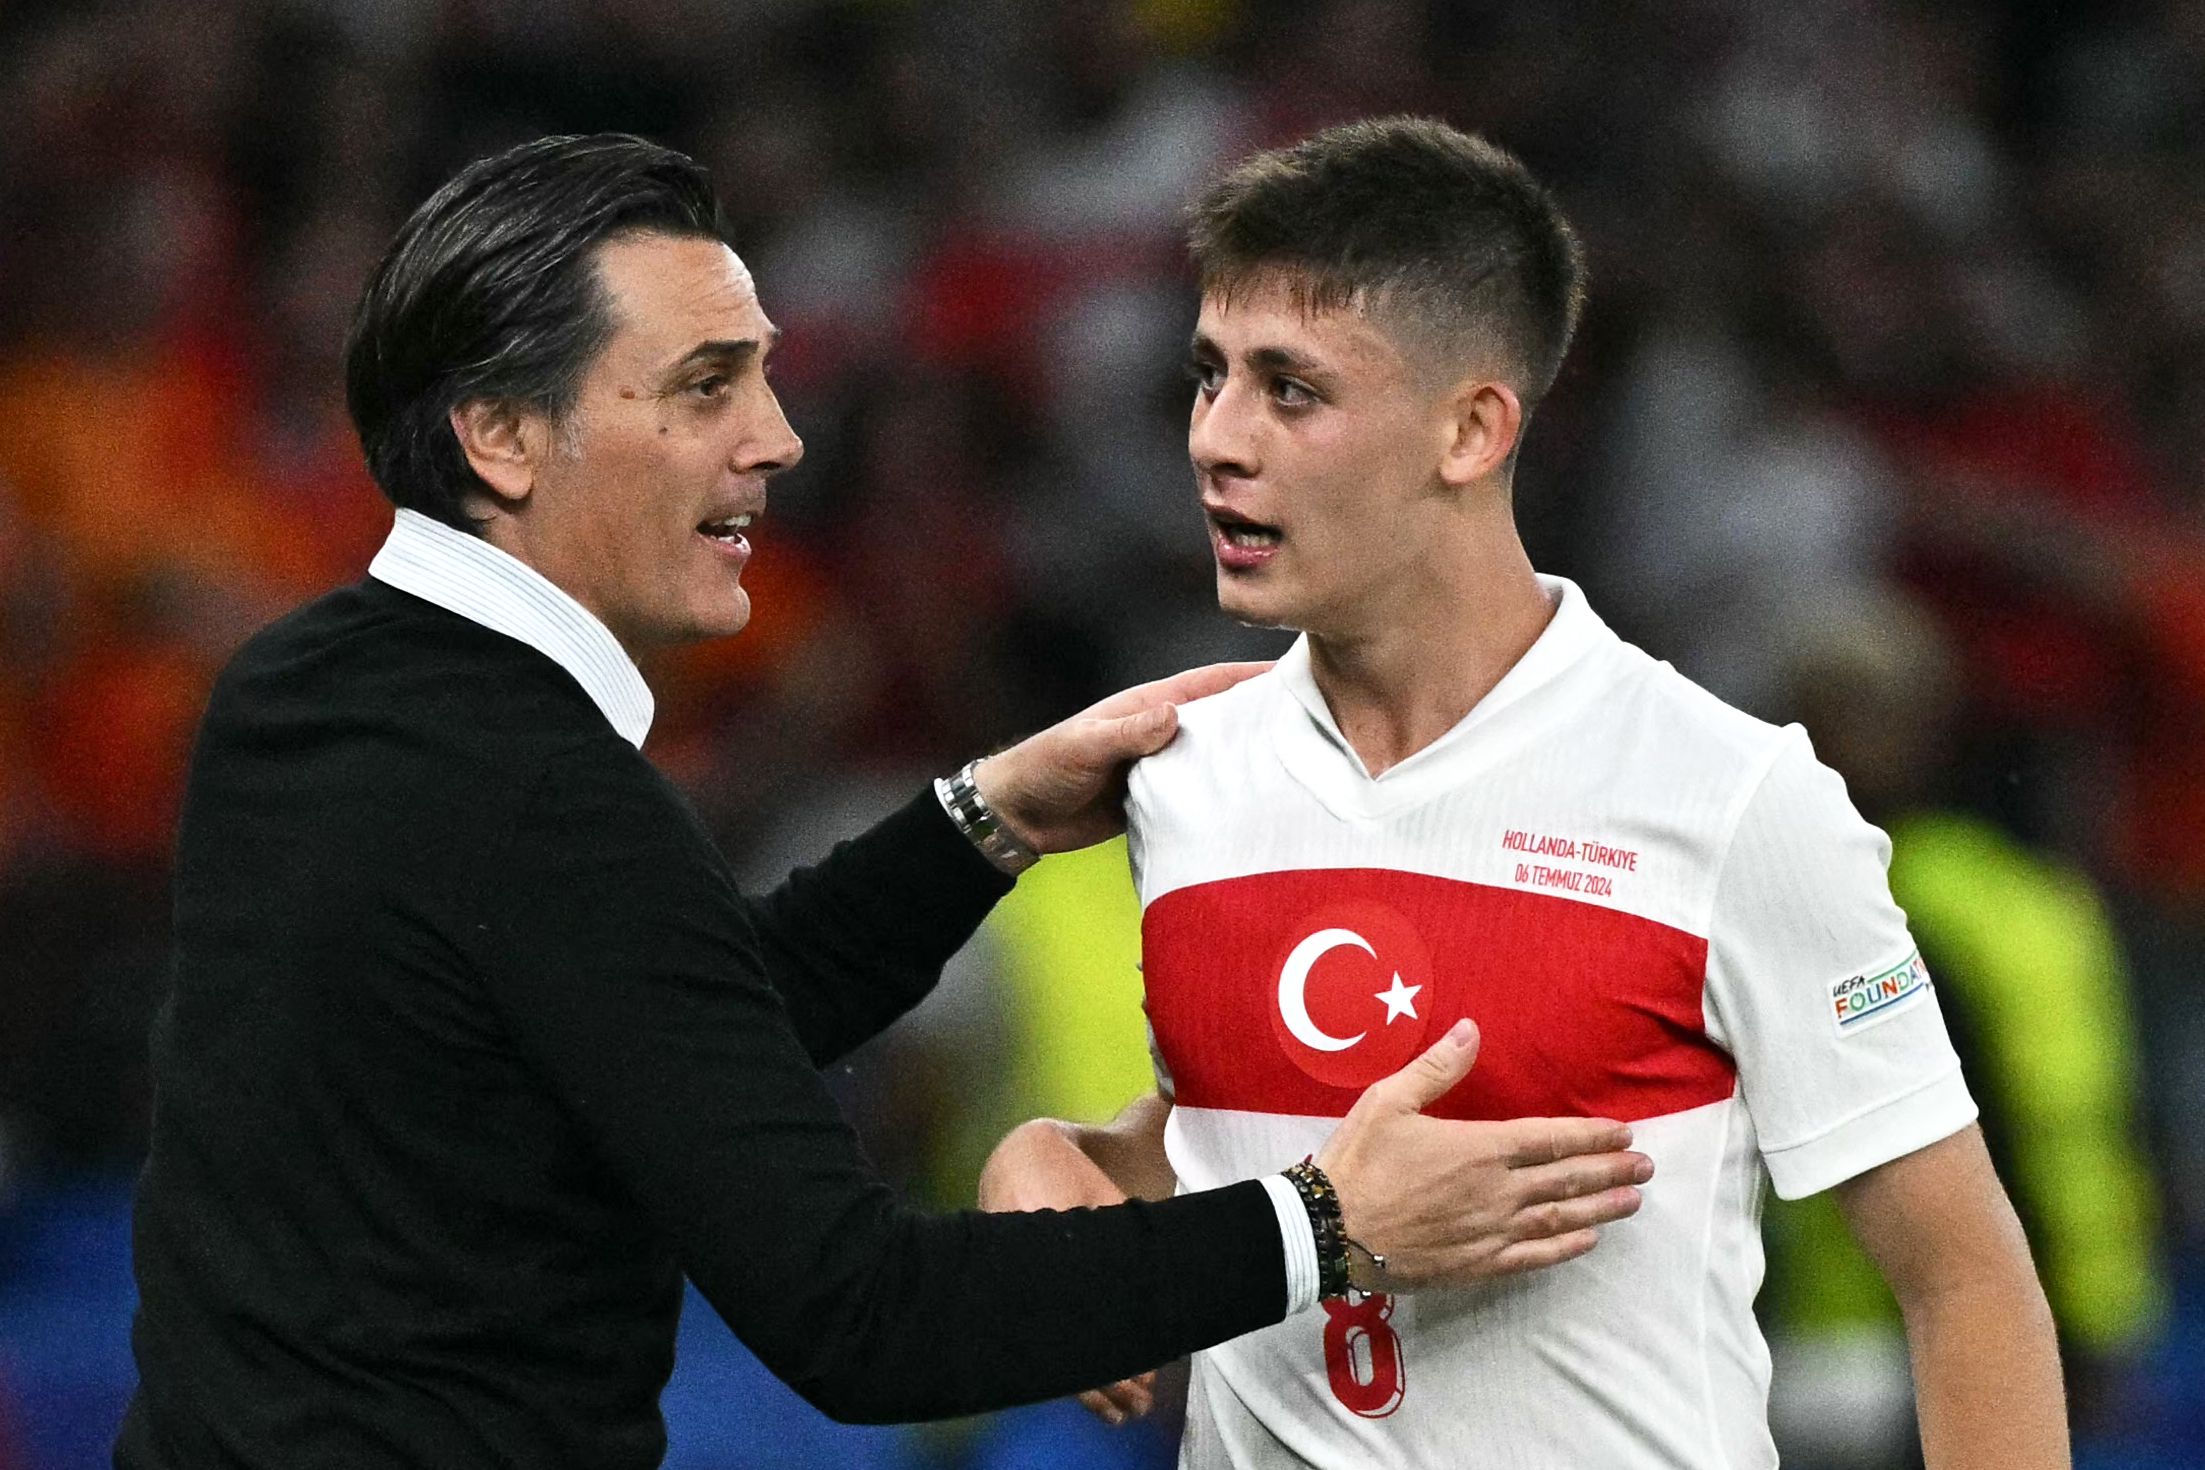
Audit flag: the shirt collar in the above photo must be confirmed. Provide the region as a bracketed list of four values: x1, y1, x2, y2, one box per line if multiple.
[1275, 573, 1607, 782]
[367, 508, 655, 748]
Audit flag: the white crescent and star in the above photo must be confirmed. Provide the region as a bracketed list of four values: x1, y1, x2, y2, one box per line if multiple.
[1277, 928, 1423, 1052]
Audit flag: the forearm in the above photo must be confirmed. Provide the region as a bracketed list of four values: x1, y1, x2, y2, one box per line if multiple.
[492, 756, 1288, 1422]
[981, 1093, 1177, 1210]
[1062, 1092, 1178, 1202]
[1900, 1267, 2067, 1470]
[748, 785, 1012, 1063]
[761, 1184, 1285, 1422]
[1074, 1092, 1178, 1200]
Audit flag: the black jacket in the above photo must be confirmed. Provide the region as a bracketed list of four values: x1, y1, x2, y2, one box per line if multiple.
[116, 578, 1283, 1469]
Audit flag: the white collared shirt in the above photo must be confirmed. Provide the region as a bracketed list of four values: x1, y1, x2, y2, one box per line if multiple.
[368, 508, 655, 749]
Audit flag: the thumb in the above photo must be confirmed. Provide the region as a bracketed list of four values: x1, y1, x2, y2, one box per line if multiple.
[1364, 1018, 1480, 1115]
[1101, 702, 1179, 760]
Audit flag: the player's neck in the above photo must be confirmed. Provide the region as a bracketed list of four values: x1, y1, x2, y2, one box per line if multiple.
[1305, 534, 1554, 779]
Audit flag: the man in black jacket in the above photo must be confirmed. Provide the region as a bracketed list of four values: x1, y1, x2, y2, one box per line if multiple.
[116, 134, 1655, 1469]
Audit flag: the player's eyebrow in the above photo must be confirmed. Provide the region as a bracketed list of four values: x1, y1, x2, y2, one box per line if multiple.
[1246, 345, 1325, 377]
[1186, 333, 1328, 379]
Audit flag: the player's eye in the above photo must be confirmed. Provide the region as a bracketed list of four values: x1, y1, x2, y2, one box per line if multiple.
[693, 373, 730, 398]
[1272, 377, 1317, 408]
[1183, 356, 1225, 396]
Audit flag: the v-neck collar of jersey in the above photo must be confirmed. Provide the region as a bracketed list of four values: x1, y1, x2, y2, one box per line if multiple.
[1270, 574, 1607, 821]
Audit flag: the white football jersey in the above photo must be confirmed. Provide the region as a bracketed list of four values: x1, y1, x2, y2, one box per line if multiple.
[1126, 577, 1975, 1470]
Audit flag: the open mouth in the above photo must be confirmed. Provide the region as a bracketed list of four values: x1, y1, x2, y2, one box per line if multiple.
[1207, 506, 1282, 560]
[697, 513, 753, 543]
[1215, 520, 1281, 549]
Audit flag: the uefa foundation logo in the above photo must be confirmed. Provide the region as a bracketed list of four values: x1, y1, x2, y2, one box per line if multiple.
[1830, 950, 1933, 1036]
[1267, 900, 1435, 1089]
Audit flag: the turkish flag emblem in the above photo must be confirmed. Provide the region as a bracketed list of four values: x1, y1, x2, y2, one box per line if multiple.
[1267, 900, 1433, 1089]
[1146, 868, 1730, 1121]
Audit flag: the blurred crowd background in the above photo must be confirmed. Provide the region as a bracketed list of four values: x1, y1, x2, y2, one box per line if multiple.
[2, 0, 2203, 1466]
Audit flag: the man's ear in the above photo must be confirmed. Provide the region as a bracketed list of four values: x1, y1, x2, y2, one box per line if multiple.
[1437, 378, 1524, 491]
[449, 399, 544, 507]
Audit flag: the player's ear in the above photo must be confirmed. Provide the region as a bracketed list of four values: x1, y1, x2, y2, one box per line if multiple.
[449, 398, 548, 507]
[1437, 378, 1522, 491]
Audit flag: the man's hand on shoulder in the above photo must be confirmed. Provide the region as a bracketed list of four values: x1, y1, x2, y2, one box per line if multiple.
[976, 662, 1271, 854]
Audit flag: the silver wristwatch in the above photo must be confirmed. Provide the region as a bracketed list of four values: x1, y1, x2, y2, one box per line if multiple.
[934, 758, 1042, 876]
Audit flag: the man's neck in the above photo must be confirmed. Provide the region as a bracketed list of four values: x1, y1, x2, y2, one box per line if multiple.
[1305, 533, 1555, 778]
[477, 505, 643, 660]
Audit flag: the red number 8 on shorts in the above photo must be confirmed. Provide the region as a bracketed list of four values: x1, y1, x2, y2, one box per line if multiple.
[1321, 1292, 1405, 1417]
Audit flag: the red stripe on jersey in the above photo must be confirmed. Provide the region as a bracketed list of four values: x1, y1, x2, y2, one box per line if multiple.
[1143, 869, 1733, 1122]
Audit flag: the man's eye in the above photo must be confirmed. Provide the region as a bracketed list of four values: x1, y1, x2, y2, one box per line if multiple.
[1183, 358, 1224, 395]
[1273, 378, 1316, 407]
[693, 374, 729, 398]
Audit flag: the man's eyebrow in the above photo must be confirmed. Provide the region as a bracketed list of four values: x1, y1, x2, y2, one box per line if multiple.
[665, 330, 782, 373]
[1247, 345, 1325, 376]
[1185, 334, 1326, 376]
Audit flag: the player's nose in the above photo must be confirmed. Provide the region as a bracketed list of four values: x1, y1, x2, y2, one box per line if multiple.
[1189, 386, 1257, 481]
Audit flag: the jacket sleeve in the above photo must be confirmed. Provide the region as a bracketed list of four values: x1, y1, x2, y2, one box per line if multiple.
[476, 742, 1287, 1422]
[742, 784, 1012, 1067]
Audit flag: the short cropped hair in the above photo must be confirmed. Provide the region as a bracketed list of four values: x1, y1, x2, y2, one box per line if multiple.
[1187, 117, 1586, 407]
[345, 134, 725, 532]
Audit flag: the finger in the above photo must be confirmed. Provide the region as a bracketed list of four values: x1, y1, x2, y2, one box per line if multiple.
[1079, 1376, 1153, 1425]
[1049, 705, 1178, 775]
[1142, 660, 1275, 707]
[1512, 1150, 1654, 1204]
[1355, 1018, 1480, 1115]
[1487, 1225, 1602, 1275]
[1108, 703, 1179, 759]
[1076, 1388, 1123, 1425]
[1080, 661, 1275, 721]
[1105, 1373, 1155, 1419]
[1497, 1115, 1633, 1167]
[1512, 1185, 1643, 1240]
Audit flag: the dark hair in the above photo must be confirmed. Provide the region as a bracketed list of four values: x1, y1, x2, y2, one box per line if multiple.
[344, 134, 725, 532]
[1187, 117, 1586, 408]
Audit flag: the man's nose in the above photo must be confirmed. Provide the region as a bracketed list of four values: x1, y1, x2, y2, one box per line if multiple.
[741, 386, 805, 475]
[1188, 383, 1256, 481]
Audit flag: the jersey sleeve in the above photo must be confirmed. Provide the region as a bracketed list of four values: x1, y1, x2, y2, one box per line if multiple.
[1703, 730, 1977, 1199]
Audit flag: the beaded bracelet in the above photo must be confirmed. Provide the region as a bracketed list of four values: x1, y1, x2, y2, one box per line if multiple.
[1281, 1159, 1355, 1299]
